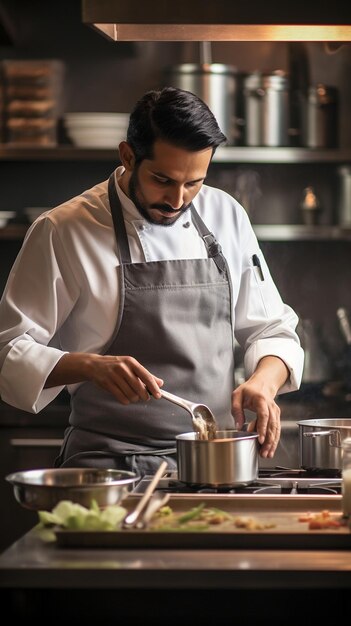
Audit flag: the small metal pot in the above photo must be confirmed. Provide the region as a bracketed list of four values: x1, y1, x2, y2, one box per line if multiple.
[176, 429, 259, 487]
[297, 418, 351, 470]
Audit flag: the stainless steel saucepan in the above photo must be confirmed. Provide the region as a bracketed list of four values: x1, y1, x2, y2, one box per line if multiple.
[176, 429, 259, 487]
[297, 418, 351, 470]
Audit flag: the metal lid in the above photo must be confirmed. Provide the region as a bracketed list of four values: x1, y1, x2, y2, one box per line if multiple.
[243, 71, 262, 90]
[338, 165, 351, 176]
[297, 419, 351, 428]
[262, 70, 289, 90]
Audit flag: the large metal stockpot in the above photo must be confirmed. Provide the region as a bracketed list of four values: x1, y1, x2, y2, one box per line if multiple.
[164, 63, 239, 144]
[176, 429, 259, 487]
[297, 418, 351, 471]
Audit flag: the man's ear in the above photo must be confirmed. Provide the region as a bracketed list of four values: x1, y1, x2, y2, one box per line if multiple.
[118, 141, 135, 172]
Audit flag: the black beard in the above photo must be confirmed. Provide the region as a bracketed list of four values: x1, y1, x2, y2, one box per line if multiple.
[128, 168, 190, 226]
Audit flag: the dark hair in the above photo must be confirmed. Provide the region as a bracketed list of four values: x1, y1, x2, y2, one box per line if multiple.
[126, 87, 227, 162]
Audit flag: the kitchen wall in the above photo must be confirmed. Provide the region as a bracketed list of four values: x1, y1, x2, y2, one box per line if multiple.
[1, 0, 351, 404]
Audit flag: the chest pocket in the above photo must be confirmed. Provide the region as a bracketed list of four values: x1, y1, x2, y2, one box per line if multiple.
[250, 250, 284, 318]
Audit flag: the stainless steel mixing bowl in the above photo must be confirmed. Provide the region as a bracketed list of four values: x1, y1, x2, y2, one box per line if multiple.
[6, 467, 139, 511]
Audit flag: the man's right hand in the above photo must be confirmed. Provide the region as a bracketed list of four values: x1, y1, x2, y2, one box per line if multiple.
[44, 352, 164, 404]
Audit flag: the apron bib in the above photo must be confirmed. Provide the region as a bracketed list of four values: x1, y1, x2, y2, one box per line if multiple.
[56, 173, 235, 475]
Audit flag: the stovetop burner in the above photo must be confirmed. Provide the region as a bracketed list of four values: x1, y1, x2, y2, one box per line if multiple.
[133, 467, 342, 496]
[259, 467, 341, 479]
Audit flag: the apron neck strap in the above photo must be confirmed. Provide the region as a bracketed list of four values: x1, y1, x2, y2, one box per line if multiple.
[108, 173, 132, 264]
[190, 206, 227, 274]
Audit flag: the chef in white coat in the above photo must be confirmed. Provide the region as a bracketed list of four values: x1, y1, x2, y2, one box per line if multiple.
[0, 87, 304, 476]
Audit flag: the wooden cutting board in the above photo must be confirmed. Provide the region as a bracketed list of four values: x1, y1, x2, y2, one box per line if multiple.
[54, 493, 351, 550]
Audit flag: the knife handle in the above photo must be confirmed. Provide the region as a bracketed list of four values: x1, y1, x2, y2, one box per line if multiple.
[122, 460, 167, 528]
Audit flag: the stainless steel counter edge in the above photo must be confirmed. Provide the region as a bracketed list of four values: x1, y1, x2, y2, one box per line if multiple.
[0, 527, 350, 590]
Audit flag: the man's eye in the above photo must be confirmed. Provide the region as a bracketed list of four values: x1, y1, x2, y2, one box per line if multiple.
[153, 176, 169, 184]
[186, 181, 200, 188]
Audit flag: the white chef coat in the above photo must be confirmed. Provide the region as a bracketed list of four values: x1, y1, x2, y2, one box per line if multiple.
[0, 166, 304, 413]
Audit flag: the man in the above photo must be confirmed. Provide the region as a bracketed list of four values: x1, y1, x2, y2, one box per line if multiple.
[0, 87, 304, 476]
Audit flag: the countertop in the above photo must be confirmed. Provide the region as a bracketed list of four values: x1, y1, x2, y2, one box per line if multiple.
[0, 521, 350, 624]
[1, 523, 351, 590]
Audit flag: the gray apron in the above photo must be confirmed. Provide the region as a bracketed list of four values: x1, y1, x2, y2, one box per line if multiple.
[55, 173, 235, 476]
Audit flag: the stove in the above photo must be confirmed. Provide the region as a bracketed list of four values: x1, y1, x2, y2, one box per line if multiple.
[133, 467, 342, 496]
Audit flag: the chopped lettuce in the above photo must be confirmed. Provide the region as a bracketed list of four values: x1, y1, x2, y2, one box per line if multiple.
[38, 499, 127, 531]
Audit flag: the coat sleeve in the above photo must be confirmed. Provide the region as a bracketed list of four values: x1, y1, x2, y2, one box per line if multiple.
[234, 243, 304, 393]
[0, 217, 78, 412]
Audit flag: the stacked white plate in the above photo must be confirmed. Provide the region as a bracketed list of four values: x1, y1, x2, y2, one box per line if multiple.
[64, 112, 129, 148]
[0, 211, 16, 228]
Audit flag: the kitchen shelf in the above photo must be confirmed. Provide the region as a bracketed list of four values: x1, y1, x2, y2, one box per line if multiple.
[253, 224, 351, 241]
[0, 145, 121, 161]
[0, 145, 351, 164]
[214, 147, 351, 164]
[1, 145, 351, 242]
[0, 224, 29, 240]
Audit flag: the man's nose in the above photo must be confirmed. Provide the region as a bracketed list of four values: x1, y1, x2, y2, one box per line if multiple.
[166, 186, 185, 210]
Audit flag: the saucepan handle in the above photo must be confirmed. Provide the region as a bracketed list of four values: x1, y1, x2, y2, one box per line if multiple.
[303, 429, 334, 438]
[303, 429, 341, 447]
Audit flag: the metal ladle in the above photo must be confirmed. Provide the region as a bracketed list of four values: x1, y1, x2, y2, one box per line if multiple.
[159, 389, 218, 440]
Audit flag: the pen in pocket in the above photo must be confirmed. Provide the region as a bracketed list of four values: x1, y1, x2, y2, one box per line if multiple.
[252, 254, 264, 281]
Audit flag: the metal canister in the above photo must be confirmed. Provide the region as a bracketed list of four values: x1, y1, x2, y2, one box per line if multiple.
[261, 71, 290, 147]
[302, 84, 338, 148]
[163, 63, 239, 145]
[337, 165, 351, 226]
[243, 70, 289, 147]
[243, 71, 263, 146]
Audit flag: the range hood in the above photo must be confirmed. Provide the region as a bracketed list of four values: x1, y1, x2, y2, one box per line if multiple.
[82, 0, 351, 42]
